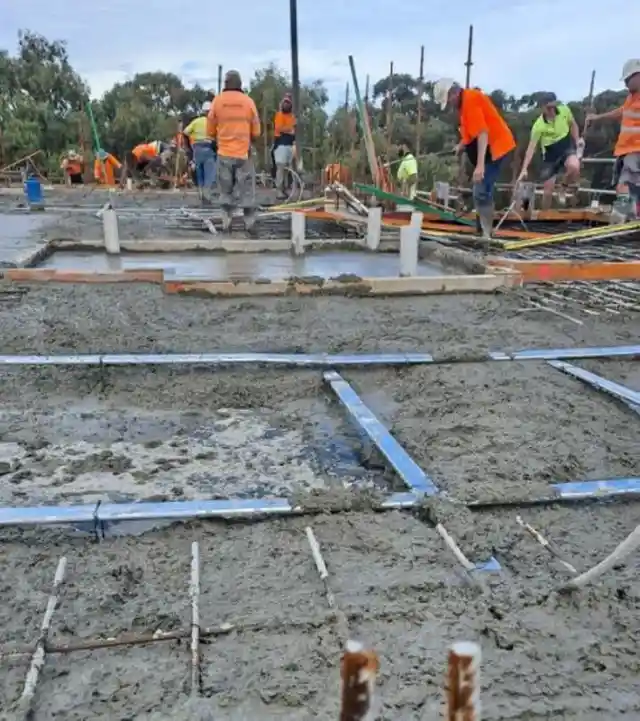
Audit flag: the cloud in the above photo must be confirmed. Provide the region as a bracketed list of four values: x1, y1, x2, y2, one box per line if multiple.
[1, 0, 638, 109]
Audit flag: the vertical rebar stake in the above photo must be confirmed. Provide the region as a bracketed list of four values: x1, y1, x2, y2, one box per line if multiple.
[17, 556, 67, 719]
[190, 541, 201, 696]
[447, 641, 481, 721]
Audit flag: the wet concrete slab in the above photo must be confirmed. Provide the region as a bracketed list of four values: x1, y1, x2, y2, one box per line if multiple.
[39, 250, 452, 279]
[0, 213, 53, 266]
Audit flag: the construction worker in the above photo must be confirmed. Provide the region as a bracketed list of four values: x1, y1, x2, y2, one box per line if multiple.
[434, 78, 516, 239]
[130, 140, 167, 180]
[207, 70, 261, 235]
[93, 149, 122, 186]
[518, 93, 582, 209]
[396, 143, 418, 199]
[184, 101, 217, 204]
[587, 59, 640, 220]
[273, 94, 296, 199]
[60, 150, 84, 185]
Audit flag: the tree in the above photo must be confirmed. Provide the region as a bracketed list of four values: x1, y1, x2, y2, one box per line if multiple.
[0, 29, 629, 186]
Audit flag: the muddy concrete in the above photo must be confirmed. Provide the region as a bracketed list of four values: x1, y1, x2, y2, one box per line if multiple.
[0, 369, 383, 509]
[0, 281, 639, 718]
[39, 249, 450, 280]
[2, 509, 640, 720]
[344, 363, 640, 502]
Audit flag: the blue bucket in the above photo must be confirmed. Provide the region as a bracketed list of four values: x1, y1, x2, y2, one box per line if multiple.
[24, 176, 43, 206]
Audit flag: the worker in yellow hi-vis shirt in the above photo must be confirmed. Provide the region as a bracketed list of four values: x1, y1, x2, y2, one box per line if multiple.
[396, 143, 418, 199]
[184, 101, 217, 205]
[518, 92, 582, 209]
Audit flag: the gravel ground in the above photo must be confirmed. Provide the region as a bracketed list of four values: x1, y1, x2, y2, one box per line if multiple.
[0, 283, 638, 719]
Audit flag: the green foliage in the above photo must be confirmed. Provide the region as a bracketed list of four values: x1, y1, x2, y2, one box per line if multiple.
[0, 29, 629, 186]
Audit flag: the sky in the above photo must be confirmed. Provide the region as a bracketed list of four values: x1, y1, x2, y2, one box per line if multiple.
[1, 0, 638, 108]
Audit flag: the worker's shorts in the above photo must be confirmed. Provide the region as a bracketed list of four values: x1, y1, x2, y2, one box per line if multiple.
[274, 145, 294, 166]
[540, 137, 576, 182]
[472, 155, 505, 207]
[217, 155, 256, 211]
[615, 153, 640, 195]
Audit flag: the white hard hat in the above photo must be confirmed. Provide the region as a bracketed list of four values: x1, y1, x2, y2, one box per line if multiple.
[202, 100, 212, 113]
[621, 59, 640, 81]
[433, 78, 456, 110]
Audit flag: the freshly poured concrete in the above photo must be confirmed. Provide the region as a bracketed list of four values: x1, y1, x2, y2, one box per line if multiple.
[39, 249, 451, 279]
[0, 212, 53, 265]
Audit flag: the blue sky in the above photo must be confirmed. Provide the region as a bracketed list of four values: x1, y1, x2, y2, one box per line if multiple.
[1, 0, 638, 108]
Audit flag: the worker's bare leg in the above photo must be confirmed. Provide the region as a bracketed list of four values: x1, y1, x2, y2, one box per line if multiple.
[217, 156, 235, 232]
[541, 177, 555, 210]
[275, 164, 287, 197]
[237, 157, 258, 237]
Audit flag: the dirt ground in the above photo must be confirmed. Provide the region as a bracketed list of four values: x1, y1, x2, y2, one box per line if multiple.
[0, 280, 639, 719]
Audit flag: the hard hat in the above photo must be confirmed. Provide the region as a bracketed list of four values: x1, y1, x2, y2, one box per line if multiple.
[621, 59, 640, 81]
[96, 148, 108, 160]
[433, 78, 456, 110]
[202, 100, 212, 113]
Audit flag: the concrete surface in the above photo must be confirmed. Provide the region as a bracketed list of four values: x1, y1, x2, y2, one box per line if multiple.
[0, 274, 639, 719]
[38, 250, 451, 280]
[0, 213, 51, 266]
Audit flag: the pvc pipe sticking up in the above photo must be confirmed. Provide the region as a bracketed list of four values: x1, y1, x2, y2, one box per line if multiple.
[399, 223, 419, 276]
[291, 212, 305, 255]
[366, 206, 382, 250]
[102, 207, 121, 255]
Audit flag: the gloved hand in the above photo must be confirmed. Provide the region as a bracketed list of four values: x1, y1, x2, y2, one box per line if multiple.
[576, 138, 585, 160]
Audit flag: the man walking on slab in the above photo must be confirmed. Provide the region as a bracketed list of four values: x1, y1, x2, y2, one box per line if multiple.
[207, 70, 261, 235]
[434, 78, 516, 239]
[518, 93, 582, 209]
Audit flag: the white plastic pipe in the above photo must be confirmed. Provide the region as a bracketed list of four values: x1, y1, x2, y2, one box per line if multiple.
[366, 207, 382, 250]
[291, 212, 305, 256]
[102, 207, 121, 255]
[399, 224, 419, 276]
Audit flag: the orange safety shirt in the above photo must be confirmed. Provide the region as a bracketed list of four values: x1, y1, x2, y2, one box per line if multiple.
[459, 88, 516, 163]
[274, 111, 296, 138]
[207, 90, 260, 159]
[94, 154, 122, 185]
[64, 160, 83, 175]
[132, 143, 158, 161]
[614, 92, 640, 157]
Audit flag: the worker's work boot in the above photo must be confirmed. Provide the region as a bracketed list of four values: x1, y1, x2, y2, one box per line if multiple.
[477, 204, 494, 240]
[244, 212, 258, 238]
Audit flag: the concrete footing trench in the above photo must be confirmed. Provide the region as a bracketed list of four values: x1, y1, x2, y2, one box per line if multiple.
[0, 192, 639, 720]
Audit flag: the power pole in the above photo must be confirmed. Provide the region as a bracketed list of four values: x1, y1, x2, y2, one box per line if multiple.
[416, 45, 425, 156]
[464, 25, 474, 88]
[290, 0, 303, 170]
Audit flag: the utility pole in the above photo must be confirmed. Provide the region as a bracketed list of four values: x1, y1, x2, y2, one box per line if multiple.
[464, 25, 474, 88]
[416, 45, 425, 156]
[290, 0, 303, 170]
[217, 65, 222, 94]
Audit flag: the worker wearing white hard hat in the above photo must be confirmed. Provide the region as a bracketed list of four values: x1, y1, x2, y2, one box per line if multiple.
[433, 77, 516, 239]
[586, 59, 640, 220]
[183, 96, 218, 204]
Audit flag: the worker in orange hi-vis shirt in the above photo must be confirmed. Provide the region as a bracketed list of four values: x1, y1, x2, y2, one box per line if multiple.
[93, 149, 122, 186]
[434, 78, 516, 239]
[273, 93, 296, 199]
[60, 150, 84, 185]
[207, 70, 261, 236]
[129, 140, 168, 180]
[587, 59, 640, 221]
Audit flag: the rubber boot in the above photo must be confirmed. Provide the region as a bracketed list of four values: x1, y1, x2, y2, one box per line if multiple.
[244, 209, 258, 238]
[477, 204, 494, 239]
